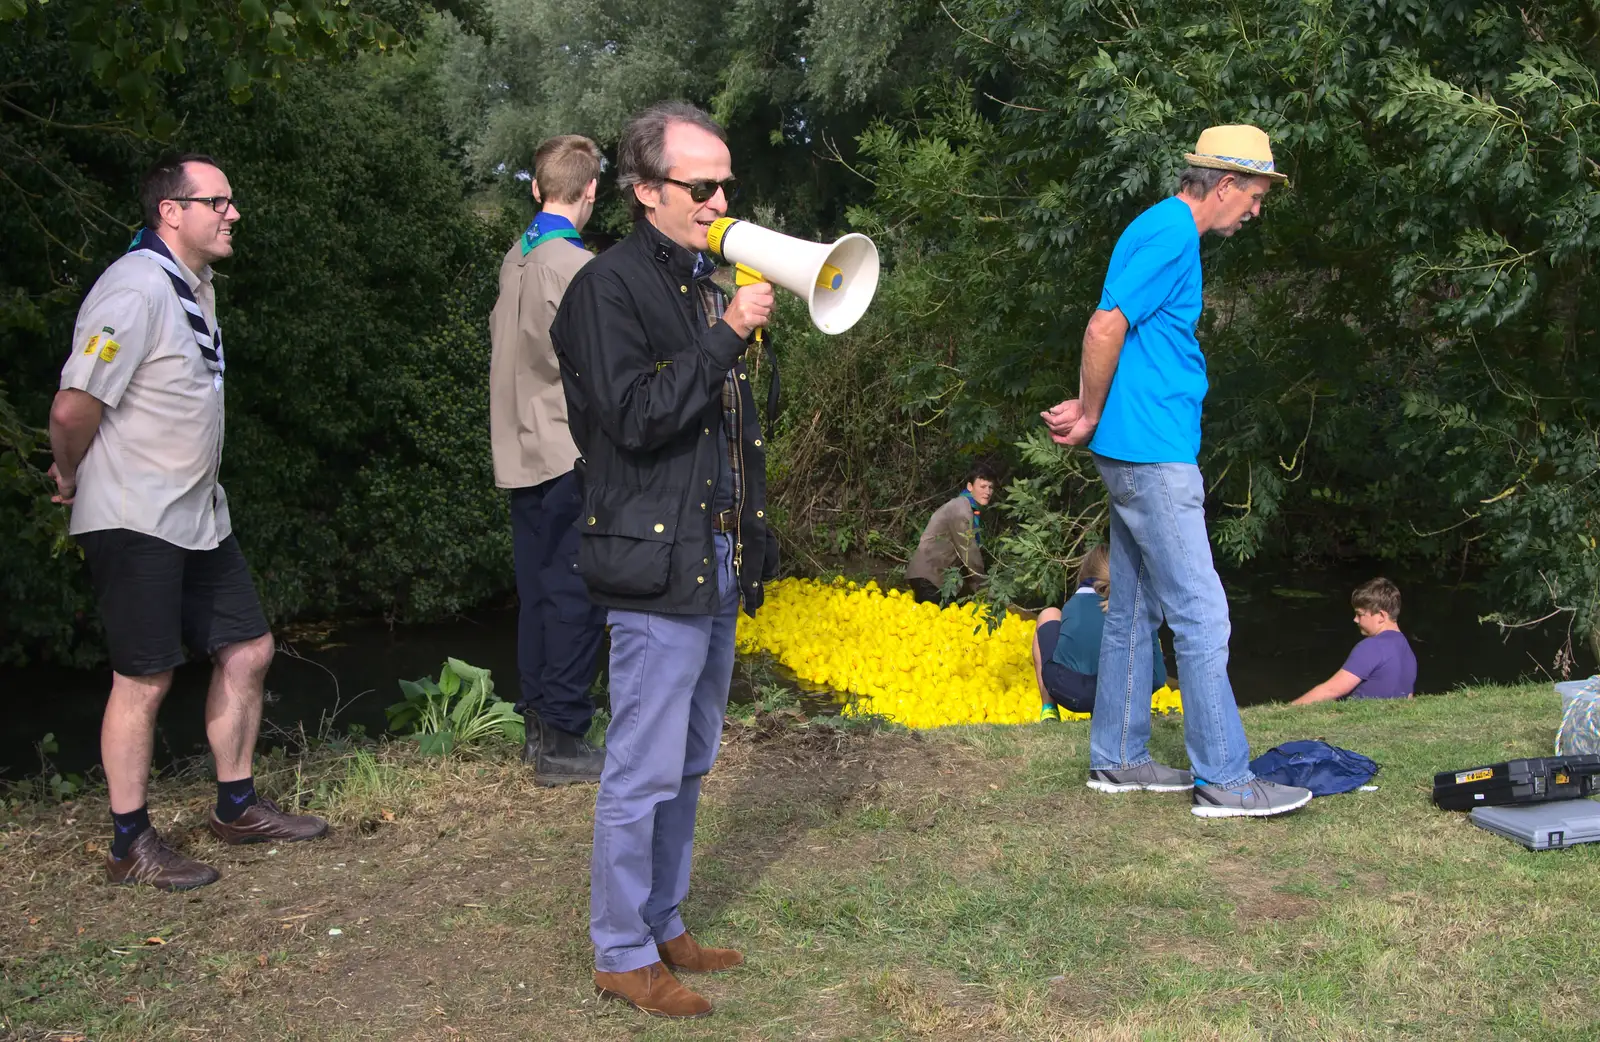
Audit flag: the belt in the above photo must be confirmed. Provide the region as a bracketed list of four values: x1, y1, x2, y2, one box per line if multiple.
[712, 508, 737, 533]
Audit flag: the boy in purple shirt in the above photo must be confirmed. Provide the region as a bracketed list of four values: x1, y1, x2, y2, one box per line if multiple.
[1292, 578, 1418, 704]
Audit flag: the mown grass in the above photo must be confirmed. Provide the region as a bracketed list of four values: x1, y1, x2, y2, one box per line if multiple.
[3, 683, 1598, 1041]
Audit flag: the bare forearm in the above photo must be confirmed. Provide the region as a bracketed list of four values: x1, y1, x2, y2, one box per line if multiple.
[1292, 671, 1360, 705]
[49, 390, 103, 479]
[1078, 317, 1126, 422]
[1292, 683, 1340, 705]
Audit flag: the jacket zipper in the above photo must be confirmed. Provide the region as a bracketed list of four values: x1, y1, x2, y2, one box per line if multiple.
[731, 360, 745, 581]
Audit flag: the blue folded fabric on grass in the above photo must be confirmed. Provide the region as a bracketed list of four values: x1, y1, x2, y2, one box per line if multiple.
[1249, 740, 1380, 797]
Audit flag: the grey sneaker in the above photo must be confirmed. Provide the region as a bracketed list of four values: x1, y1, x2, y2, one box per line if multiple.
[1190, 778, 1313, 818]
[1086, 762, 1194, 793]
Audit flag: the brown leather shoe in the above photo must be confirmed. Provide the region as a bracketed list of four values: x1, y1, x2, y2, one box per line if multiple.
[105, 828, 221, 890]
[594, 962, 712, 1018]
[208, 798, 329, 845]
[660, 931, 744, 973]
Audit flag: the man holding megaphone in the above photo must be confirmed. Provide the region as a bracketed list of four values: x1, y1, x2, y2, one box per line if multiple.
[551, 101, 780, 1020]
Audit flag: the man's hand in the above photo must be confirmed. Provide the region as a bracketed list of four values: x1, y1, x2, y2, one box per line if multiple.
[1041, 398, 1097, 446]
[723, 281, 775, 340]
[47, 462, 76, 506]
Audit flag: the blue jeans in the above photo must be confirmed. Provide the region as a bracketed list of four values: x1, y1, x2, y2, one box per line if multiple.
[1090, 456, 1254, 788]
[590, 532, 739, 973]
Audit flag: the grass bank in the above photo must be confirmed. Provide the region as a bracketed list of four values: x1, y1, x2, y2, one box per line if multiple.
[3, 683, 1597, 1041]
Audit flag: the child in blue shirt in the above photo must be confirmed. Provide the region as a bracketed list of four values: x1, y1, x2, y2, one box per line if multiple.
[1032, 544, 1167, 720]
[1291, 577, 1418, 704]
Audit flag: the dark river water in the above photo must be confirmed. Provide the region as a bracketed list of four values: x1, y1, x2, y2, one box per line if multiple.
[1, 562, 1587, 780]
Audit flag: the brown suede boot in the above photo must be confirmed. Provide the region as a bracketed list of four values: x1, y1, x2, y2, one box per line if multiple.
[594, 962, 711, 1019]
[659, 931, 744, 973]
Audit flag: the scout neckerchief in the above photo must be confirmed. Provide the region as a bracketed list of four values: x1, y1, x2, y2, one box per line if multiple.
[520, 211, 585, 256]
[962, 489, 982, 547]
[127, 228, 224, 385]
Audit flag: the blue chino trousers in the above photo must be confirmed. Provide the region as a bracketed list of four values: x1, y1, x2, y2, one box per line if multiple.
[1090, 456, 1256, 788]
[590, 532, 738, 973]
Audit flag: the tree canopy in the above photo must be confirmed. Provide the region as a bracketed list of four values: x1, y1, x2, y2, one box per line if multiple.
[3, 0, 1597, 667]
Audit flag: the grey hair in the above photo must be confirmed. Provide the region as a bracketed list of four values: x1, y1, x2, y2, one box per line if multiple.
[1178, 165, 1263, 198]
[616, 101, 727, 220]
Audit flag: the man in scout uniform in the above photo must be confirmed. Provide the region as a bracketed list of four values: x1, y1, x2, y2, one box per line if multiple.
[47, 153, 327, 890]
[1042, 125, 1315, 819]
[489, 134, 608, 786]
[552, 101, 780, 1019]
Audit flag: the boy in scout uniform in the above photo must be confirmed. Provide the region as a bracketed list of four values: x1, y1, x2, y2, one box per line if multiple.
[48, 153, 327, 891]
[489, 135, 609, 785]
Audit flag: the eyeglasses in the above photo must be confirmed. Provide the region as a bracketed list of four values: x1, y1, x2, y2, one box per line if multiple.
[660, 177, 737, 204]
[169, 196, 238, 214]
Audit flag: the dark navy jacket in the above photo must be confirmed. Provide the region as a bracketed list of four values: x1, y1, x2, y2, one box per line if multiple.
[551, 219, 778, 617]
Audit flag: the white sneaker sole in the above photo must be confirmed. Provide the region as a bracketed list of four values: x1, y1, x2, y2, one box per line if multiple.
[1086, 778, 1194, 794]
[1189, 789, 1313, 818]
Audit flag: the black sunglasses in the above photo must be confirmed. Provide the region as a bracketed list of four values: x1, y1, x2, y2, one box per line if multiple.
[660, 177, 737, 204]
[170, 196, 238, 214]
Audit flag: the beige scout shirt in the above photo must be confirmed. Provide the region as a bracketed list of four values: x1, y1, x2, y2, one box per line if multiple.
[489, 234, 593, 489]
[58, 248, 230, 550]
[905, 495, 985, 592]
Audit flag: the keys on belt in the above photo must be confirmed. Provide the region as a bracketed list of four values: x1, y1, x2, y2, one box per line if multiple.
[712, 508, 737, 533]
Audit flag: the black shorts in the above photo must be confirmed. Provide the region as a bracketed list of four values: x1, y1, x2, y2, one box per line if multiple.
[78, 529, 270, 677]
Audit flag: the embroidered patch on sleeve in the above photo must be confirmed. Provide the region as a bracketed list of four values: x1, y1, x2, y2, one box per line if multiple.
[83, 334, 100, 355]
[101, 325, 116, 336]
[98, 339, 121, 363]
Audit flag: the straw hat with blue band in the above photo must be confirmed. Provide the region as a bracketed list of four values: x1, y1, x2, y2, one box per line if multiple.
[1184, 125, 1289, 183]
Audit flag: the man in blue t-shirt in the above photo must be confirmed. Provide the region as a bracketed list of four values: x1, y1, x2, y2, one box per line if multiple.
[1292, 578, 1418, 704]
[1041, 125, 1313, 819]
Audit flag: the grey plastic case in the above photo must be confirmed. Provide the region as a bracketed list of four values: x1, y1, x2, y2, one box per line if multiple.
[1469, 798, 1600, 850]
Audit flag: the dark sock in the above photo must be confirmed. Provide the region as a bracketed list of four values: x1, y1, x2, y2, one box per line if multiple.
[215, 776, 259, 822]
[110, 806, 151, 860]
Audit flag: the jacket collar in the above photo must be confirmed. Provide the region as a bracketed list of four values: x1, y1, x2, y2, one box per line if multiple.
[629, 218, 713, 283]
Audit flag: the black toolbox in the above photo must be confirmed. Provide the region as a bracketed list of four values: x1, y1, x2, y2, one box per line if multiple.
[1433, 755, 1600, 811]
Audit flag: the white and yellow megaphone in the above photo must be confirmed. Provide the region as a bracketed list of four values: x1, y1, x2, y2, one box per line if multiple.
[706, 218, 879, 335]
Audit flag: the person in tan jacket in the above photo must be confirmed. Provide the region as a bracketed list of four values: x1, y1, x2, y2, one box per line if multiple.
[489, 134, 608, 785]
[904, 463, 998, 604]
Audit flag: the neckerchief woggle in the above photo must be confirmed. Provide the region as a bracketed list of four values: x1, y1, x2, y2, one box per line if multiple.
[962, 489, 982, 547]
[128, 228, 224, 389]
[521, 211, 585, 256]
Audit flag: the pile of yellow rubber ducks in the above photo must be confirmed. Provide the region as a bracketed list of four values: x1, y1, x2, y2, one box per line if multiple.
[735, 577, 1183, 729]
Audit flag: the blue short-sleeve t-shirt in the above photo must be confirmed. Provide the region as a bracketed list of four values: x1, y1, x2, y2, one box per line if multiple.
[1088, 196, 1206, 465]
[1340, 629, 1417, 700]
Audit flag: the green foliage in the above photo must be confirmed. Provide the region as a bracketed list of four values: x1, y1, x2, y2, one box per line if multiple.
[431, 0, 956, 233]
[841, 0, 1600, 649]
[0, 380, 81, 664]
[386, 657, 523, 755]
[584, 707, 609, 750]
[3, 732, 86, 803]
[0, 7, 514, 663]
[982, 430, 1107, 609]
[1, 0, 406, 123]
[7, 0, 1600, 670]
